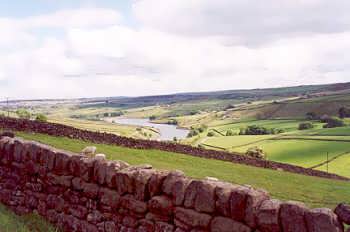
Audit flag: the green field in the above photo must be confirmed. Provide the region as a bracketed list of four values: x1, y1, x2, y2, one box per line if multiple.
[14, 131, 350, 209]
[0, 204, 56, 232]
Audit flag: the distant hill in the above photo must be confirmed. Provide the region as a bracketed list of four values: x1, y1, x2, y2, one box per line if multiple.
[82, 82, 350, 108]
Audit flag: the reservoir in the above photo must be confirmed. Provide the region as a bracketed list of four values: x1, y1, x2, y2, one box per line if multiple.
[106, 117, 189, 141]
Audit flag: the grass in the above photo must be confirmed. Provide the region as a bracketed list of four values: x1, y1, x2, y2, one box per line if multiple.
[234, 139, 350, 169]
[0, 204, 57, 232]
[316, 153, 350, 177]
[14, 131, 350, 209]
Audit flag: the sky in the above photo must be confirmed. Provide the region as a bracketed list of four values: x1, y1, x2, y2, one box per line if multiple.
[0, 0, 350, 99]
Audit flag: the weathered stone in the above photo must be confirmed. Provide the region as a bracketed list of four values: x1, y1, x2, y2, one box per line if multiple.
[146, 212, 170, 222]
[80, 221, 99, 232]
[335, 203, 350, 224]
[137, 219, 155, 232]
[162, 171, 185, 195]
[82, 182, 99, 199]
[54, 151, 74, 175]
[230, 186, 249, 222]
[211, 216, 251, 232]
[175, 207, 212, 229]
[0, 131, 15, 138]
[47, 173, 73, 187]
[256, 199, 281, 232]
[69, 205, 88, 219]
[115, 169, 135, 195]
[155, 222, 174, 232]
[99, 187, 120, 208]
[148, 195, 173, 216]
[122, 215, 138, 228]
[148, 171, 168, 198]
[244, 187, 269, 228]
[72, 177, 84, 191]
[78, 158, 95, 182]
[134, 169, 155, 201]
[280, 201, 308, 232]
[120, 194, 147, 214]
[93, 159, 108, 185]
[81, 146, 96, 157]
[39, 147, 56, 171]
[215, 182, 238, 217]
[305, 208, 343, 232]
[105, 221, 117, 232]
[87, 210, 104, 224]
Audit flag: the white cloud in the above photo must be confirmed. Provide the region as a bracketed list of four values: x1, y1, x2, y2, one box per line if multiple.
[133, 0, 350, 44]
[0, 2, 350, 99]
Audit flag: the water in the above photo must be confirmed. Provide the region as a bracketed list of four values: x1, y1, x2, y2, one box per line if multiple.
[105, 117, 189, 141]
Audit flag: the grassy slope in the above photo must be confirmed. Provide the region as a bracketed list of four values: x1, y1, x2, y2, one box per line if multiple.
[0, 204, 56, 232]
[15, 131, 350, 209]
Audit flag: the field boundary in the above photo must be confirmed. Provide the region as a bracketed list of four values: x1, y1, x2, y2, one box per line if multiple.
[0, 116, 348, 181]
[309, 151, 350, 169]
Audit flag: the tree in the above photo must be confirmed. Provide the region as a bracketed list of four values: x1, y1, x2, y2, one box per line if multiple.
[16, 109, 31, 119]
[338, 107, 350, 119]
[306, 112, 318, 120]
[323, 118, 345, 128]
[226, 130, 234, 136]
[246, 147, 266, 159]
[298, 122, 314, 130]
[207, 131, 215, 137]
[35, 114, 47, 122]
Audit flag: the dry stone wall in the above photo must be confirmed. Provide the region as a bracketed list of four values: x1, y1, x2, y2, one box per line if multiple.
[0, 117, 348, 181]
[0, 136, 347, 232]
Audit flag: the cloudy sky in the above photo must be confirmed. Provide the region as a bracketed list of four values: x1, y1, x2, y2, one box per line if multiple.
[1, 0, 350, 99]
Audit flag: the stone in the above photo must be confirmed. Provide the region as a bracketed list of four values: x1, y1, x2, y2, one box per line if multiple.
[80, 221, 99, 232]
[305, 208, 343, 232]
[138, 219, 155, 232]
[155, 222, 174, 232]
[335, 203, 350, 224]
[99, 187, 120, 208]
[279, 201, 308, 232]
[115, 169, 135, 195]
[211, 216, 252, 232]
[256, 199, 281, 232]
[72, 177, 84, 191]
[148, 195, 173, 216]
[122, 215, 138, 228]
[95, 153, 106, 159]
[134, 169, 155, 201]
[54, 151, 73, 175]
[93, 159, 108, 185]
[215, 182, 238, 217]
[78, 158, 95, 182]
[0, 131, 15, 138]
[39, 147, 56, 171]
[69, 205, 88, 219]
[82, 182, 99, 199]
[230, 186, 249, 222]
[120, 194, 148, 214]
[148, 171, 168, 197]
[175, 207, 212, 229]
[81, 146, 97, 157]
[47, 173, 73, 187]
[244, 187, 269, 228]
[105, 221, 117, 232]
[87, 210, 104, 224]
[162, 171, 185, 195]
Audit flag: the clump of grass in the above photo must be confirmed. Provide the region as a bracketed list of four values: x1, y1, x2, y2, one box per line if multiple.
[0, 204, 57, 232]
